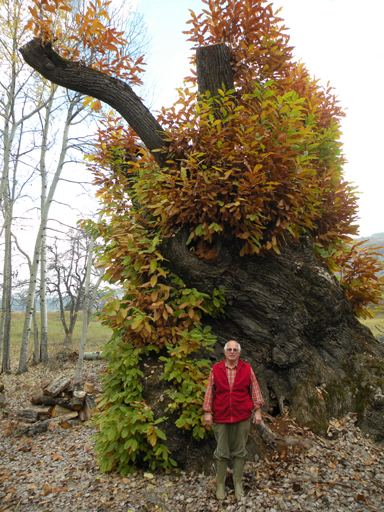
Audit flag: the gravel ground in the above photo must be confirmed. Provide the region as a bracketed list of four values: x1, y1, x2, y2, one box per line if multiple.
[1, 360, 384, 512]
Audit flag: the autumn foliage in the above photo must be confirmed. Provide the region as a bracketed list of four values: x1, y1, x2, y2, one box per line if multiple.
[26, 0, 145, 111]
[88, 0, 383, 320]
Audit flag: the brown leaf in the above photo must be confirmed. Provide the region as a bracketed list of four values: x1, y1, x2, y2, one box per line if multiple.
[42, 482, 52, 496]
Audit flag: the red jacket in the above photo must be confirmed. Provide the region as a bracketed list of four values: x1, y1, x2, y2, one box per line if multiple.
[212, 359, 254, 423]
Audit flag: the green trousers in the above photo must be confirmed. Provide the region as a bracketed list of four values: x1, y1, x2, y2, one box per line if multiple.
[213, 418, 251, 461]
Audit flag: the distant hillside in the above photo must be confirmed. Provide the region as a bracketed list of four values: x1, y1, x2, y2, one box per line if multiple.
[8, 297, 62, 313]
[357, 232, 384, 277]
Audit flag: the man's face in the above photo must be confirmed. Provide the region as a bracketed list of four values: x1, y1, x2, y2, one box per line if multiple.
[224, 341, 241, 365]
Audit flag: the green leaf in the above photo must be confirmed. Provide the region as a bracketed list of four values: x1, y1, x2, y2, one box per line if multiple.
[150, 258, 157, 273]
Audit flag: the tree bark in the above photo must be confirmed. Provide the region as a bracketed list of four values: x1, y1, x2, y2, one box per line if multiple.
[196, 43, 234, 97]
[43, 375, 71, 397]
[83, 351, 103, 360]
[19, 40, 170, 166]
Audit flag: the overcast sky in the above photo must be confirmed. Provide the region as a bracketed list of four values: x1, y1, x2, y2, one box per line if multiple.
[136, 0, 384, 238]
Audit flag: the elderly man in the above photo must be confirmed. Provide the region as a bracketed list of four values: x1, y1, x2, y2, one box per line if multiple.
[203, 340, 264, 500]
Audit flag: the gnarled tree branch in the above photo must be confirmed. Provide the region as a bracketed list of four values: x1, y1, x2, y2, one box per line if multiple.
[19, 40, 169, 166]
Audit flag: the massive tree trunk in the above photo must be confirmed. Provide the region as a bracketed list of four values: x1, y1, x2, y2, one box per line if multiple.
[19, 40, 384, 466]
[161, 229, 384, 438]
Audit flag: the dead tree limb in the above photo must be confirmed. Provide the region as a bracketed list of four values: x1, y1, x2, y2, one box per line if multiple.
[19, 40, 169, 166]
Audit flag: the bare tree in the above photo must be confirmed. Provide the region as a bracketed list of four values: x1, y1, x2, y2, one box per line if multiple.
[46, 228, 103, 349]
[74, 212, 105, 385]
[0, 0, 50, 373]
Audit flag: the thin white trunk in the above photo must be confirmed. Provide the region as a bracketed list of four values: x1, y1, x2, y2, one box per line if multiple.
[1, 0, 51, 373]
[74, 213, 103, 385]
[0, 313, 3, 364]
[1, 203, 12, 373]
[40, 231, 48, 362]
[88, 269, 105, 323]
[17, 102, 75, 374]
[0, 15, 17, 373]
[39, 91, 55, 364]
[33, 301, 39, 364]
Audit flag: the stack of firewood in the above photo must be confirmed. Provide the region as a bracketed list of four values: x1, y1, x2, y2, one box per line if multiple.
[17, 375, 100, 428]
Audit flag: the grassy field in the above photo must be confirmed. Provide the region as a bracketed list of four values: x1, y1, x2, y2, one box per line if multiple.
[3, 308, 383, 369]
[359, 308, 384, 338]
[7, 311, 112, 364]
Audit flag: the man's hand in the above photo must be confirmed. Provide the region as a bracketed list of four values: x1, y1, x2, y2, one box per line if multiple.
[204, 412, 213, 427]
[253, 408, 262, 425]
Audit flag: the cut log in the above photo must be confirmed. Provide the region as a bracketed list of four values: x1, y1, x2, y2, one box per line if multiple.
[42, 379, 52, 390]
[43, 376, 71, 398]
[51, 405, 75, 418]
[84, 351, 103, 360]
[78, 395, 98, 422]
[16, 418, 52, 436]
[31, 392, 72, 409]
[83, 394, 98, 421]
[73, 390, 86, 398]
[70, 395, 84, 411]
[17, 406, 53, 423]
[83, 382, 94, 393]
[31, 391, 48, 405]
[59, 411, 78, 422]
[15, 412, 78, 437]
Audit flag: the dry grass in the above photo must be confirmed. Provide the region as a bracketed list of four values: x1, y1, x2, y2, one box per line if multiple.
[7, 311, 112, 370]
[5, 307, 383, 372]
[360, 308, 384, 338]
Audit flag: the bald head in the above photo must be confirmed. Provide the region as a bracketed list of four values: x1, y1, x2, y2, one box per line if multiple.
[224, 340, 241, 352]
